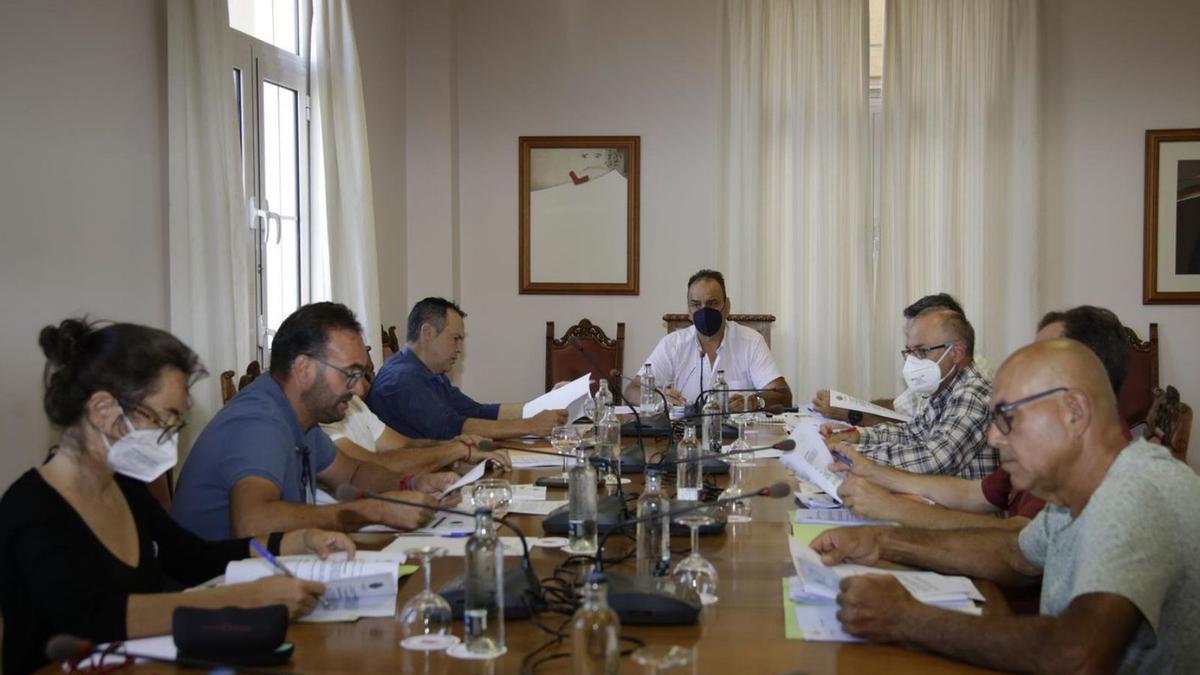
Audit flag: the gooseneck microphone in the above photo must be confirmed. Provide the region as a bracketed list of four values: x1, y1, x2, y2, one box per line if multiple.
[45, 635, 298, 675]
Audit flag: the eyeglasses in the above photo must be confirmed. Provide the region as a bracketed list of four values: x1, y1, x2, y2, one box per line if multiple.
[900, 341, 954, 360]
[990, 387, 1068, 435]
[308, 354, 366, 390]
[126, 402, 187, 444]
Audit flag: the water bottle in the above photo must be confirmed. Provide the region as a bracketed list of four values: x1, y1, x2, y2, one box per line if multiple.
[713, 369, 729, 420]
[635, 468, 671, 577]
[639, 363, 657, 415]
[594, 378, 613, 418]
[595, 403, 622, 482]
[464, 507, 505, 656]
[582, 384, 597, 423]
[568, 448, 598, 553]
[571, 572, 620, 675]
[676, 425, 702, 503]
[701, 387, 723, 455]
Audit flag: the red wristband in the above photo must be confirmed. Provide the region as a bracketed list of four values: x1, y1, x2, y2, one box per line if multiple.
[398, 474, 413, 491]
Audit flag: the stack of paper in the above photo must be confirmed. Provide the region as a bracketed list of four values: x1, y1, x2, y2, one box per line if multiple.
[224, 552, 408, 623]
[778, 421, 843, 501]
[504, 483, 568, 515]
[793, 509, 892, 526]
[523, 372, 591, 422]
[510, 450, 568, 468]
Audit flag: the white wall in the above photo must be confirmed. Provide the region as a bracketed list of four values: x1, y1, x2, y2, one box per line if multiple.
[373, 0, 724, 401]
[1041, 0, 1200, 468]
[0, 0, 169, 491]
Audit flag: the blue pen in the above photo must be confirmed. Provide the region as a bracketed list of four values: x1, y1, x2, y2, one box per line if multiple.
[440, 532, 471, 538]
[831, 449, 854, 467]
[250, 538, 330, 608]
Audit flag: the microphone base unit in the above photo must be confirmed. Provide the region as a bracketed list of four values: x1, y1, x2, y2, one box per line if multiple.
[540, 496, 727, 537]
[655, 451, 731, 476]
[620, 412, 674, 438]
[604, 572, 702, 625]
[438, 566, 544, 620]
[590, 443, 647, 475]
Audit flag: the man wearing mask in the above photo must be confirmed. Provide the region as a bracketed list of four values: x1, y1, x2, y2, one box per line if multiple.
[825, 307, 997, 478]
[625, 269, 792, 411]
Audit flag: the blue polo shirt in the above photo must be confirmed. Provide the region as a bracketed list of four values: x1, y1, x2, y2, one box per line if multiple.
[366, 347, 500, 440]
[171, 374, 337, 540]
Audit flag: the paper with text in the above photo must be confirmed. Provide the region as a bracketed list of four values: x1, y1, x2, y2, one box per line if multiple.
[381, 535, 523, 557]
[779, 422, 843, 500]
[829, 390, 911, 423]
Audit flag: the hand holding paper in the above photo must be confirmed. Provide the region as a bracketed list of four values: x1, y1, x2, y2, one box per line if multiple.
[829, 390, 911, 423]
[524, 372, 591, 422]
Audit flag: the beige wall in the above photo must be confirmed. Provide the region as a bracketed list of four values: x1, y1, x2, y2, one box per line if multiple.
[0, 0, 169, 491]
[1041, 0, 1200, 468]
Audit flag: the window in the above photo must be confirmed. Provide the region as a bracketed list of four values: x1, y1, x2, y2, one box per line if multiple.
[230, 0, 311, 360]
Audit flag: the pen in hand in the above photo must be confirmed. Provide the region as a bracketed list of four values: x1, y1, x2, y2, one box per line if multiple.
[249, 538, 331, 608]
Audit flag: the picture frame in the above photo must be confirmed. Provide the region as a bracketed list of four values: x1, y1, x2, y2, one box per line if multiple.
[519, 136, 640, 295]
[1143, 128, 1200, 304]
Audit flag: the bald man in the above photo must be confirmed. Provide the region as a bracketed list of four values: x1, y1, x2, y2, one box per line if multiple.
[809, 340, 1200, 673]
[825, 307, 998, 478]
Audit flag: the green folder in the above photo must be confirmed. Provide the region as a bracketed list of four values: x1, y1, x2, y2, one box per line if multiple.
[783, 522, 835, 639]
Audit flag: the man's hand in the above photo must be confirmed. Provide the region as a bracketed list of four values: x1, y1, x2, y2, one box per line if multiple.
[821, 424, 860, 445]
[837, 475, 899, 520]
[375, 490, 436, 530]
[412, 471, 460, 494]
[812, 390, 850, 421]
[525, 409, 567, 436]
[279, 529, 357, 559]
[663, 386, 687, 407]
[476, 447, 512, 472]
[810, 526, 887, 566]
[455, 434, 490, 448]
[827, 443, 876, 478]
[836, 575, 920, 642]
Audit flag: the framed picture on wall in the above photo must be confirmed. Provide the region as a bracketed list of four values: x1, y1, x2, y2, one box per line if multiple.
[1144, 128, 1200, 304]
[519, 136, 640, 295]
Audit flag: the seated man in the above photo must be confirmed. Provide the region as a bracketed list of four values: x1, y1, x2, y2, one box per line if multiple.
[173, 302, 459, 540]
[624, 269, 792, 411]
[832, 305, 1130, 530]
[825, 307, 997, 478]
[367, 297, 565, 440]
[812, 293, 966, 425]
[811, 339, 1200, 674]
[321, 356, 513, 476]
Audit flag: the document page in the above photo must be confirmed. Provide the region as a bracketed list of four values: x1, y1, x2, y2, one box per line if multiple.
[829, 390, 911, 423]
[523, 372, 591, 422]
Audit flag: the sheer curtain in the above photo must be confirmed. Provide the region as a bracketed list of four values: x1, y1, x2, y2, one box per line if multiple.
[721, 0, 873, 397]
[167, 0, 255, 440]
[309, 0, 382, 357]
[872, 0, 1039, 393]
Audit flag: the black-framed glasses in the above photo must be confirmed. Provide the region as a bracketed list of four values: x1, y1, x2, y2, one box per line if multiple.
[900, 341, 954, 360]
[126, 402, 187, 444]
[307, 354, 366, 390]
[991, 387, 1068, 435]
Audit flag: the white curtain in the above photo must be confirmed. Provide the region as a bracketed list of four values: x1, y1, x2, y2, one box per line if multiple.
[167, 0, 255, 441]
[872, 0, 1039, 394]
[309, 0, 382, 358]
[721, 0, 873, 398]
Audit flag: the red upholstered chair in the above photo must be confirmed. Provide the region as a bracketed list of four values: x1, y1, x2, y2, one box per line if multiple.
[546, 319, 624, 392]
[1144, 385, 1193, 463]
[1117, 323, 1158, 426]
[381, 325, 400, 360]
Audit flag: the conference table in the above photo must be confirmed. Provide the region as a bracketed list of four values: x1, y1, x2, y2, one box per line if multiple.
[46, 429, 1007, 675]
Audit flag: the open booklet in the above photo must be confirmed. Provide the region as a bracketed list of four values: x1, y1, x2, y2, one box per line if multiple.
[778, 421, 844, 502]
[224, 552, 406, 623]
[829, 390, 912, 423]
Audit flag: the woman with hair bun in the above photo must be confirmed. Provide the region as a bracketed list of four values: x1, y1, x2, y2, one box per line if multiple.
[0, 319, 357, 675]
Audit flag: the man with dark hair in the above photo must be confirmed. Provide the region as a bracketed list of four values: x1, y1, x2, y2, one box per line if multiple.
[173, 302, 460, 540]
[625, 269, 792, 410]
[367, 297, 566, 440]
[813, 293, 970, 424]
[826, 307, 998, 478]
[1035, 305, 1128, 394]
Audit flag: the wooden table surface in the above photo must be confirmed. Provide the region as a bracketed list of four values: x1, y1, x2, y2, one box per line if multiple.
[47, 433, 1006, 675]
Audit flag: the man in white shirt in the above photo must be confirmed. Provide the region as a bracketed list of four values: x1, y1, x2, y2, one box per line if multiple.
[625, 269, 791, 411]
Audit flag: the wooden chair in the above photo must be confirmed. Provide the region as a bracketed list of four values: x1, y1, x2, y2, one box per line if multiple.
[1144, 385, 1193, 463]
[546, 319, 625, 392]
[381, 325, 400, 360]
[662, 313, 777, 347]
[1117, 323, 1158, 427]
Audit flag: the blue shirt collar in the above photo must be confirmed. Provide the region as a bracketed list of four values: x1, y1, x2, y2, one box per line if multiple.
[248, 373, 310, 447]
[398, 346, 445, 383]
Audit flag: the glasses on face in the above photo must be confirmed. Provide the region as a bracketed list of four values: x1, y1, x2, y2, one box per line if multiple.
[308, 354, 367, 391]
[990, 387, 1068, 435]
[126, 402, 187, 444]
[900, 341, 954, 360]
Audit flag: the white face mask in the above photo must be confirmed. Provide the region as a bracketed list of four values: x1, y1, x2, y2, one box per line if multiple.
[100, 412, 178, 483]
[901, 345, 956, 396]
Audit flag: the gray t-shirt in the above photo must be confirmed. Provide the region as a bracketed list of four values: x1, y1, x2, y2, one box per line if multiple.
[1019, 439, 1200, 674]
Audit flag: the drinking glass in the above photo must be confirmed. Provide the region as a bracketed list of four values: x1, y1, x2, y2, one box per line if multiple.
[550, 425, 580, 480]
[470, 479, 513, 519]
[718, 463, 753, 523]
[672, 513, 719, 606]
[632, 645, 692, 674]
[399, 546, 459, 651]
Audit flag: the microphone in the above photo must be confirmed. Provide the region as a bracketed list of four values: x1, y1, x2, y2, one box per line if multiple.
[46, 635, 297, 675]
[608, 368, 672, 418]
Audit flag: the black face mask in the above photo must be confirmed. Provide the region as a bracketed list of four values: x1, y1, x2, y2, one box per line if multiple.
[692, 307, 724, 337]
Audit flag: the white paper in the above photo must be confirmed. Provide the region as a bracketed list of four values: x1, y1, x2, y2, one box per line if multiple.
[303, 572, 398, 622]
[224, 551, 404, 585]
[793, 509, 891, 526]
[523, 372, 591, 422]
[510, 450, 569, 468]
[829, 390, 912, 423]
[613, 405, 636, 415]
[76, 636, 178, 669]
[511, 484, 548, 500]
[381, 535, 524, 557]
[794, 604, 865, 642]
[506, 499, 568, 515]
[437, 461, 487, 499]
[779, 423, 844, 500]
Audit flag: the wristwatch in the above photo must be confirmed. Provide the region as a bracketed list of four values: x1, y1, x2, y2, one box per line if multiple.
[847, 410, 863, 425]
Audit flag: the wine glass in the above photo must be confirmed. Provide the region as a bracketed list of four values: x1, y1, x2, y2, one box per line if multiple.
[399, 546, 459, 651]
[672, 513, 719, 606]
[718, 463, 753, 523]
[632, 645, 692, 674]
[550, 425, 580, 480]
[470, 479, 513, 519]
[726, 394, 762, 466]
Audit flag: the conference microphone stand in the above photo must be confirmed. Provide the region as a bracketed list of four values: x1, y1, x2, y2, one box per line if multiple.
[46, 635, 300, 675]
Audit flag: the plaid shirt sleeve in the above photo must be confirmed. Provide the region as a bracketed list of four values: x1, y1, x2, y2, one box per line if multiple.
[857, 374, 995, 476]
